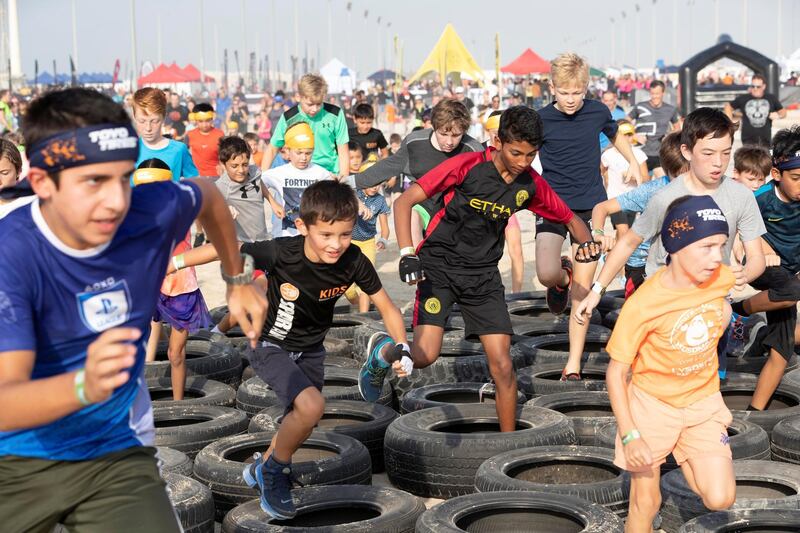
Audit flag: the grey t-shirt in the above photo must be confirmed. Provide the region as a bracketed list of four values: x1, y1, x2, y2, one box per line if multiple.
[215, 165, 270, 243]
[631, 175, 766, 276]
[629, 101, 680, 157]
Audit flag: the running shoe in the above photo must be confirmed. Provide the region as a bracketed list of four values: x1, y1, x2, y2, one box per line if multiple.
[242, 452, 296, 519]
[725, 312, 746, 357]
[546, 256, 573, 315]
[727, 313, 767, 358]
[358, 332, 394, 402]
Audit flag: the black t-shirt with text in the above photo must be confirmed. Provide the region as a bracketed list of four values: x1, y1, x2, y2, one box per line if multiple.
[731, 93, 783, 146]
[241, 236, 382, 352]
[348, 127, 388, 158]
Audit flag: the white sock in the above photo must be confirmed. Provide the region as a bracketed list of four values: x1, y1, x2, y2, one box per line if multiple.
[211, 325, 222, 334]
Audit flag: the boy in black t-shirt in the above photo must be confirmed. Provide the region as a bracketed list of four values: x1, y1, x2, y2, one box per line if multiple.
[348, 103, 389, 160]
[173, 181, 410, 520]
[359, 106, 598, 432]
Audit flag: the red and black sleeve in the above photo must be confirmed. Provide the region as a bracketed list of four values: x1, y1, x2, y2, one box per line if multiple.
[527, 171, 574, 224]
[416, 151, 485, 199]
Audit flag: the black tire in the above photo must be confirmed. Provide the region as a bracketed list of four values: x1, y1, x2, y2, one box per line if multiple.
[602, 308, 620, 330]
[474, 445, 630, 516]
[148, 376, 236, 408]
[322, 355, 360, 368]
[323, 337, 352, 358]
[597, 291, 625, 314]
[154, 405, 249, 459]
[506, 298, 602, 324]
[220, 485, 425, 532]
[145, 337, 242, 387]
[771, 414, 800, 464]
[721, 373, 800, 434]
[235, 367, 392, 417]
[504, 290, 545, 302]
[677, 508, 800, 532]
[157, 446, 194, 477]
[399, 382, 526, 414]
[164, 473, 215, 533]
[660, 460, 800, 533]
[595, 418, 771, 470]
[517, 362, 609, 397]
[352, 322, 528, 399]
[247, 400, 398, 472]
[193, 430, 371, 519]
[324, 314, 379, 343]
[415, 490, 624, 533]
[511, 323, 611, 358]
[383, 404, 576, 498]
[515, 331, 612, 367]
[780, 366, 800, 388]
[528, 391, 615, 446]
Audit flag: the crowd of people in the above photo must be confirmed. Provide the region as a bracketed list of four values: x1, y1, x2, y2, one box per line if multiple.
[0, 49, 798, 532]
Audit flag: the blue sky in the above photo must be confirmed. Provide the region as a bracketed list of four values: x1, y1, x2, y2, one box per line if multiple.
[15, 0, 798, 78]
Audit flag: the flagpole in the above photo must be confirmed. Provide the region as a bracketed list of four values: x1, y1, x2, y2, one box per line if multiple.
[71, 0, 79, 72]
[130, 0, 138, 89]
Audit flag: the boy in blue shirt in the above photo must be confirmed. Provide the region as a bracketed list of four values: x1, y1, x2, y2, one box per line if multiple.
[730, 126, 800, 410]
[0, 88, 266, 532]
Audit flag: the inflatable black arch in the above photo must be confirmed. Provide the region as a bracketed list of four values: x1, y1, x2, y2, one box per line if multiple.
[679, 38, 779, 115]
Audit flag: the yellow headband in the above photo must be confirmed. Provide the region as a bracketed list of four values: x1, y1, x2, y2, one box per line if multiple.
[285, 123, 315, 149]
[132, 167, 173, 186]
[484, 114, 500, 132]
[193, 111, 215, 121]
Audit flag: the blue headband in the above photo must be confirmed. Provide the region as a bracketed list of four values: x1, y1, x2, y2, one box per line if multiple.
[661, 195, 729, 261]
[775, 151, 800, 172]
[28, 123, 139, 173]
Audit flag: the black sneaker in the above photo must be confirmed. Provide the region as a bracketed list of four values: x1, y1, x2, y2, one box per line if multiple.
[242, 453, 296, 519]
[546, 256, 572, 315]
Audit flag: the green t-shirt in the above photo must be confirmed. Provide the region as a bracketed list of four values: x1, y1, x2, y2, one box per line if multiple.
[270, 103, 349, 174]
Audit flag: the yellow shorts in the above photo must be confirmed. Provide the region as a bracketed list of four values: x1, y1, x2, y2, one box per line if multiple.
[345, 238, 377, 300]
[614, 384, 732, 473]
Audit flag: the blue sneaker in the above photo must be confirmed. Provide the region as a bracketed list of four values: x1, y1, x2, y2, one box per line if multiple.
[359, 332, 394, 402]
[242, 452, 296, 519]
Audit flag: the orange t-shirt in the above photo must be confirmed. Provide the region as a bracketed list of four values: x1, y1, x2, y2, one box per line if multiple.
[160, 233, 199, 297]
[187, 128, 224, 177]
[252, 151, 264, 168]
[606, 265, 735, 408]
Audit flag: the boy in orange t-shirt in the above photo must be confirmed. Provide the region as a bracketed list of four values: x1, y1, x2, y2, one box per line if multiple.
[187, 102, 224, 178]
[606, 194, 736, 531]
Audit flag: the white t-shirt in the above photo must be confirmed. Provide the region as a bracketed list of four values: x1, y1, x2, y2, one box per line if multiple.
[261, 162, 332, 238]
[601, 146, 648, 198]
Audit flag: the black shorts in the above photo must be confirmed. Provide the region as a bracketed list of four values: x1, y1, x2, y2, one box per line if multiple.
[413, 266, 513, 340]
[749, 267, 800, 361]
[646, 155, 661, 171]
[611, 210, 636, 229]
[536, 208, 591, 245]
[624, 265, 647, 298]
[248, 342, 326, 410]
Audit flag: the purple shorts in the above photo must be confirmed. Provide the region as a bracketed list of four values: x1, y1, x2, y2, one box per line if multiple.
[153, 289, 213, 333]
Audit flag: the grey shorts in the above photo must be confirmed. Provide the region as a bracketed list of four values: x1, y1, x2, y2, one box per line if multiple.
[247, 341, 326, 411]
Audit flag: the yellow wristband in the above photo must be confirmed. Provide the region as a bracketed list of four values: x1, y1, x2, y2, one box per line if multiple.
[172, 254, 186, 271]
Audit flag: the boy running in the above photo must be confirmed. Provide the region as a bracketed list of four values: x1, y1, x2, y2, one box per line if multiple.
[359, 106, 597, 432]
[186, 103, 225, 179]
[607, 195, 736, 531]
[536, 53, 643, 381]
[0, 88, 265, 532]
[349, 103, 389, 160]
[167, 180, 410, 519]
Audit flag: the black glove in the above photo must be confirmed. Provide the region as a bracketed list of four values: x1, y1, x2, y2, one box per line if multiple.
[575, 241, 601, 263]
[399, 254, 424, 284]
[383, 342, 412, 364]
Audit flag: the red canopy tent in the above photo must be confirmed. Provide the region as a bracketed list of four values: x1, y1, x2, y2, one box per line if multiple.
[181, 63, 215, 83]
[501, 48, 551, 75]
[138, 63, 189, 85]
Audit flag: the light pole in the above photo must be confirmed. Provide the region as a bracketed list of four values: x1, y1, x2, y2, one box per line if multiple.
[635, 3, 641, 69]
[130, 0, 138, 89]
[610, 18, 615, 66]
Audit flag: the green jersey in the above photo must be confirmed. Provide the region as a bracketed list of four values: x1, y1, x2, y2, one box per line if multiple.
[270, 102, 349, 174]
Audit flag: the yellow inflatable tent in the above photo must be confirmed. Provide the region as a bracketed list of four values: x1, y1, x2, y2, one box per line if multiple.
[408, 24, 484, 83]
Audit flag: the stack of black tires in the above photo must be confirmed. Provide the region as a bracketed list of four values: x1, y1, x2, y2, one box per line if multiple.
[145, 299, 800, 532]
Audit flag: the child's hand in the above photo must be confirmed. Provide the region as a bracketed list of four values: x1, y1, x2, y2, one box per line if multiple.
[624, 437, 654, 468]
[730, 256, 747, 291]
[625, 163, 643, 186]
[765, 254, 781, 268]
[597, 234, 616, 253]
[376, 237, 388, 251]
[358, 201, 373, 220]
[272, 204, 285, 219]
[391, 354, 413, 378]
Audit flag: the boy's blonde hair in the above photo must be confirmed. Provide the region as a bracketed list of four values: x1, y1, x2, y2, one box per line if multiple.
[297, 74, 328, 100]
[550, 52, 589, 88]
[132, 87, 166, 117]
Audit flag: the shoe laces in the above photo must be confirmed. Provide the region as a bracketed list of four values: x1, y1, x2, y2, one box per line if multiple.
[264, 462, 294, 493]
[731, 316, 746, 341]
[367, 361, 388, 388]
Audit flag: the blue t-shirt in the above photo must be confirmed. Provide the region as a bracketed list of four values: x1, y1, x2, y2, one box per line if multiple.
[616, 175, 671, 268]
[0, 181, 202, 460]
[599, 106, 626, 150]
[755, 182, 800, 274]
[137, 139, 199, 181]
[353, 190, 391, 241]
[539, 99, 618, 210]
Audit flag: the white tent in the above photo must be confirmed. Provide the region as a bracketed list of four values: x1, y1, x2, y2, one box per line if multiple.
[320, 58, 356, 95]
[778, 48, 800, 79]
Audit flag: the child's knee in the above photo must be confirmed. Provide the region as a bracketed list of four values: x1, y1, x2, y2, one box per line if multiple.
[168, 349, 185, 366]
[701, 485, 735, 511]
[487, 354, 514, 381]
[294, 389, 325, 422]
